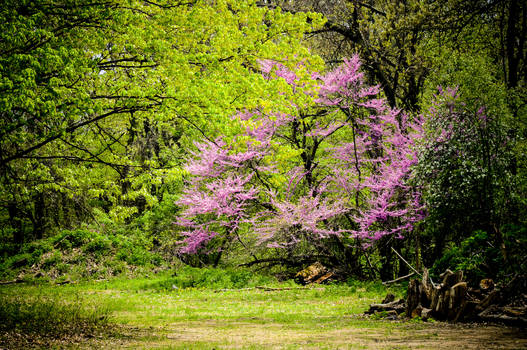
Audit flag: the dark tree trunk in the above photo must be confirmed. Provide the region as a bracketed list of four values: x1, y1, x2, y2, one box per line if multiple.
[32, 192, 45, 240]
[378, 236, 394, 281]
[506, 0, 522, 88]
[8, 201, 23, 245]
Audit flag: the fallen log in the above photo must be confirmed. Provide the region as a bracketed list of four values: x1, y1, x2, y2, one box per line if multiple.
[478, 305, 527, 326]
[295, 262, 327, 285]
[382, 293, 395, 304]
[365, 298, 406, 315]
[295, 262, 337, 285]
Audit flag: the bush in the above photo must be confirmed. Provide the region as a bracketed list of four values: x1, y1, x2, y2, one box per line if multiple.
[51, 229, 98, 249]
[0, 227, 169, 281]
[42, 251, 62, 269]
[22, 240, 53, 263]
[55, 262, 70, 274]
[4, 253, 32, 269]
[83, 236, 111, 255]
[104, 260, 127, 276]
[115, 240, 160, 267]
[0, 240, 18, 260]
[432, 226, 527, 284]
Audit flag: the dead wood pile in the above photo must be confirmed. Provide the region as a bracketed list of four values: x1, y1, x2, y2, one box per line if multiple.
[295, 262, 335, 285]
[366, 269, 527, 326]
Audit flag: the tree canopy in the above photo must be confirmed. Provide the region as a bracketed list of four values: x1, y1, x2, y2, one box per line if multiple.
[0, 0, 324, 242]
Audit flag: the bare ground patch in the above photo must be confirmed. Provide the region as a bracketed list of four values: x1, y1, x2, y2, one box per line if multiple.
[100, 320, 527, 349]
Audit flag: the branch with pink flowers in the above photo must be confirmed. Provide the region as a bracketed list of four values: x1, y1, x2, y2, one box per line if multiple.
[174, 55, 426, 266]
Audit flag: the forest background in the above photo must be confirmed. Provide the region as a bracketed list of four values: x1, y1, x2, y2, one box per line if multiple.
[0, 0, 526, 288]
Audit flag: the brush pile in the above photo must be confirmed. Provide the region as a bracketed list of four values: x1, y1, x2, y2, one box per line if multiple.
[366, 269, 527, 325]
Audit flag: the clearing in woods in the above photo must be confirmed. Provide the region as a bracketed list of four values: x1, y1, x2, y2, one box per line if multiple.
[1, 277, 525, 349]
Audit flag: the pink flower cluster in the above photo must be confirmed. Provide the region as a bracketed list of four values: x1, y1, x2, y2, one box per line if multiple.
[175, 55, 426, 254]
[175, 139, 263, 253]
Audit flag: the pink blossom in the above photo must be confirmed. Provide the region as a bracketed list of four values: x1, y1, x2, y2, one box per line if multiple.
[175, 55, 427, 257]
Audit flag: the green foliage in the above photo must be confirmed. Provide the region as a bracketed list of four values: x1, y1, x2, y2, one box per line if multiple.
[116, 239, 160, 266]
[0, 239, 54, 270]
[133, 192, 180, 242]
[0, 0, 524, 286]
[432, 226, 527, 284]
[0, 0, 324, 248]
[409, 315, 425, 323]
[282, 0, 526, 283]
[141, 266, 277, 291]
[415, 88, 519, 272]
[503, 225, 527, 271]
[2, 253, 32, 270]
[416, 2, 527, 274]
[83, 236, 112, 255]
[22, 240, 53, 259]
[369, 310, 390, 320]
[50, 229, 98, 249]
[421, 48, 511, 119]
[0, 228, 167, 280]
[42, 251, 62, 269]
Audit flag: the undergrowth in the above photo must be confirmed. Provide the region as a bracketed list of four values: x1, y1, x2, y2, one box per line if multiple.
[0, 293, 110, 337]
[0, 228, 167, 282]
[139, 266, 287, 291]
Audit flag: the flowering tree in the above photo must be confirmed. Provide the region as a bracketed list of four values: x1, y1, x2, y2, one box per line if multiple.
[415, 87, 516, 267]
[175, 138, 265, 265]
[175, 55, 425, 270]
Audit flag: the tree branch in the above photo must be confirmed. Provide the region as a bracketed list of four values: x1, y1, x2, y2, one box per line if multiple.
[0, 105, 158, 167]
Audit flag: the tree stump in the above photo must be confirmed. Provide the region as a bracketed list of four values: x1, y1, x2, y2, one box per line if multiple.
[366, 270, 527, 325]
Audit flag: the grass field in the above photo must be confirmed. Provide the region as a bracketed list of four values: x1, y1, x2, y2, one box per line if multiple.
[1, 272, 526, 349]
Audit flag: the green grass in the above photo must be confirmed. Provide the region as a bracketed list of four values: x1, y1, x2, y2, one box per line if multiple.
[1, 270, 525, 349]
[0, 288, 111, 349]
[0, 294, 110, 336]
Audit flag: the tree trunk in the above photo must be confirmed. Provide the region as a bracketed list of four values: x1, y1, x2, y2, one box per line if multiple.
[8, 201, 23, 245]
[32, 192, 45, 240]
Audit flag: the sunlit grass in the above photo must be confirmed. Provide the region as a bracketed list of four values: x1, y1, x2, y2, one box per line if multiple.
[1, 271, 524, 349]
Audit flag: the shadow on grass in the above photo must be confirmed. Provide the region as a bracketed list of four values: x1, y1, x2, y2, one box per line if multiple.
[0, 293, 113, 349]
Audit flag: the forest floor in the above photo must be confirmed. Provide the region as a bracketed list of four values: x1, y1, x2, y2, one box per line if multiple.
[1, 276, 526, 349]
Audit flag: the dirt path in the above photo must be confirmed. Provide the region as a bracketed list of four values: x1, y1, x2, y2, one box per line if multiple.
[99, 320, 527, 349]
[2, 320, 525, 349]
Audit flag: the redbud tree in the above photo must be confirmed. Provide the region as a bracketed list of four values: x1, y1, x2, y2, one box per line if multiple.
[175, 55, 425, 272]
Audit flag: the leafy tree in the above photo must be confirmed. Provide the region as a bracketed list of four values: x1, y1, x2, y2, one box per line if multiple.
[414, 0, 527, 272]
[262, 0, 438, 111]
[0, 0, 324, 246]
[175, 56, 425, 274]
[416, 88, 518, 267]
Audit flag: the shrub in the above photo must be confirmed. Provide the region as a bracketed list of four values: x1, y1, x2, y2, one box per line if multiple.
[432, 226, 527, 284]
[22, 240, 53, 263]
[83, 236, 111, 255]
[0, 227, 169, 281]
[42, 251, 62, 269]
[55, 262, 70, 274]
[51, 229, 97, 249]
